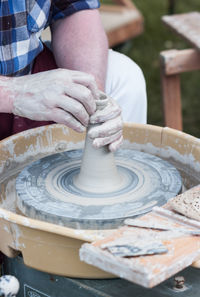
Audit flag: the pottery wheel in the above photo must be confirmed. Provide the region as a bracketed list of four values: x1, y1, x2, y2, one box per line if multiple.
[16, 149, 182, 229]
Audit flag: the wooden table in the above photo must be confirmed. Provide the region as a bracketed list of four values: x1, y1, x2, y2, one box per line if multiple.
[160, 12, 200, 130]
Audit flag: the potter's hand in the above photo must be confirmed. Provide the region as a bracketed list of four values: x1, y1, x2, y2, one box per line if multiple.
[11, 69, 99, 132]
[88, 98, 123, 152]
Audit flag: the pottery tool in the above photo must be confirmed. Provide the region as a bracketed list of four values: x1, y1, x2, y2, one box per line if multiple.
[80, 186, 200, 288]
[124, 217, 200, 235]
[153, 185, 200, 229]
[101, 237, 168, 257]
[168, 185, 200, 221]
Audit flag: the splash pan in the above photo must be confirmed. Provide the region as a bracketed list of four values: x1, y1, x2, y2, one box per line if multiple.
[0, 124, 199, 278]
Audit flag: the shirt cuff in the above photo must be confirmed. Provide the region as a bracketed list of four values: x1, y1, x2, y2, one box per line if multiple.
[52, 0, 100, 22]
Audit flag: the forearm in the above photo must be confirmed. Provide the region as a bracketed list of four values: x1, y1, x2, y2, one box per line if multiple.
[51, 9, 108, 90]
[0, 76, 14, 113]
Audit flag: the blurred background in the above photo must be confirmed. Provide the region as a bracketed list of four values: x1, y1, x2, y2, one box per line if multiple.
[111, 0, 200, 137]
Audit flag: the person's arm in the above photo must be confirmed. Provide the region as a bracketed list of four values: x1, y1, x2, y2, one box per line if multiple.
[0, 69, 99, 132]
[0, 9, 122, 151]
[51, 9, 108, 91]
[0, 76, 13, 113]
[51, 9, 123, 151]
[0, 10, 106, 119]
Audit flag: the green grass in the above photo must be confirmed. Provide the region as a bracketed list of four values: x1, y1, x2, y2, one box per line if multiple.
[115, 0, 200, 137]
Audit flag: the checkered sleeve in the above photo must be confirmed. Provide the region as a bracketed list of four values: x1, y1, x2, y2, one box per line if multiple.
[51, 0, 100, 22]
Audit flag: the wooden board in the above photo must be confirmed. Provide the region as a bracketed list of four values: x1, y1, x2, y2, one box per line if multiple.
[160, 49, 200, 76]
[162, 12, 200, 50]
[161, 71, 182, 130]
[80, 186, 200, 288]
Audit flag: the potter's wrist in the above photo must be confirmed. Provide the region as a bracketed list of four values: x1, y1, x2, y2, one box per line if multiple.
[0, 76, 15, 113]
[95, 77, 105, 93]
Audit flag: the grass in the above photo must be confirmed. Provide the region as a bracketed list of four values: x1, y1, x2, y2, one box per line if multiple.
[115, 0, 200, 137]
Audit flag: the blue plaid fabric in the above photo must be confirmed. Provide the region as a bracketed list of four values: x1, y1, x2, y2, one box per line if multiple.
[0, 0, 100, 76]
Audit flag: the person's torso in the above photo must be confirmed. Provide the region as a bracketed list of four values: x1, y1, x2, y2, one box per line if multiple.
[0, 0, 100, 77]
[0, 0, 51, 76]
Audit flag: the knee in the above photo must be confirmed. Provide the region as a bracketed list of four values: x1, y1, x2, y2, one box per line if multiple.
[107, 50, 146, 98]
[117, 54, 147, 108]
[106, 51, 147, 123]
[120, 54, 146, 96]
[129, 61, 147, 110]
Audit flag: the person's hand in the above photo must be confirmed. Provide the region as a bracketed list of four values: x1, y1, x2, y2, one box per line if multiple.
[11, 68, 99, 132]
[88, 96, 123, 152]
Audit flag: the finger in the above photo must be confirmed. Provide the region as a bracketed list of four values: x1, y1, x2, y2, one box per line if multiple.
[88, 116, 123, 139]
[72, 73, 100, 101]
[64, 83, 96, 115]
[92, 131, 122, 149]
[51, 108, 86, 133]
[109, 135, 123, 152]
[57, 95, 89, 126]
[90, 99, 121, 124]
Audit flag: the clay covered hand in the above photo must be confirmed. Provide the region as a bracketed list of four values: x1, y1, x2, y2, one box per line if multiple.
[11, 69, 99, 132]
[89, 97, 123, 152]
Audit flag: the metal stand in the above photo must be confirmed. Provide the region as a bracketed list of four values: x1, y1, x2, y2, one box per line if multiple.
[2, 255, 199, 297]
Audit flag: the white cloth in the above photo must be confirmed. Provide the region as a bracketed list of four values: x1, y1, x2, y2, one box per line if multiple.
[105, 49, 147, 124]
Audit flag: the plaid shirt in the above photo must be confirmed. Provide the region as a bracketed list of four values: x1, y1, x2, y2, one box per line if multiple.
[0, 0, 100, 76]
